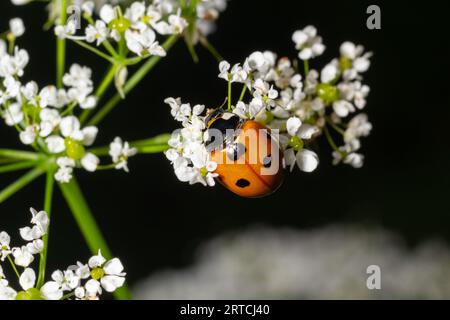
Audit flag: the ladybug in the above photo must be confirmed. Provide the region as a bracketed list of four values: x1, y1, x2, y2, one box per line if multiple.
[205, 108, 284, 198]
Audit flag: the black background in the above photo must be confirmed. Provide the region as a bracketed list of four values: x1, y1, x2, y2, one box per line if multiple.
[0, 0, 449, 294]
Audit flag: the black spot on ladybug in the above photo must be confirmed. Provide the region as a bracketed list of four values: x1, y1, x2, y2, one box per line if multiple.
[263, 154, 272, 168]
[227, 143, 246, 161]
[236, 178, 250, 188]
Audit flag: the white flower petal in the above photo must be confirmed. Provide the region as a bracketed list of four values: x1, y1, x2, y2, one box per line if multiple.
[286, 117, 302, 136]
[40, 281, 63, 300]
[19, 268, 36, 291]
[296, 149, 319, 172]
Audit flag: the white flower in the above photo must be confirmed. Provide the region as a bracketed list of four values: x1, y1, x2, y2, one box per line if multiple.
[245, 51, 276, 76]
[30, 208, 50, 230]
[340, 41, 372, 75]
[81, 1, 94, 16]
[344, 113, 372, 143]
[124, 1, 146, 23]
[109, 137, 138, 172]
[99, 4, 115, 24]
[9, 18, 25, 37]
[39, 85, 69, 108]
[321, 62, 339, 83]
[54, 166, 73, 183]
[69, 261, 91, 280]
[60, 115, 84, 140]
[88, 250, 126, 293]
[81, 153, 99, 172]
[165, 97, 195, 122]
[40, 281, 63, 300]
[285, 148, 319, 172]
[19, 208, 49, 241]
[125, 28, 166, 57]
[338, 81, 370, 109]
[253, 79, 278, 107]
[12, 246, 34, 267]
[19, 268, 35, 291]
[3, 103, 24, 126]
[292, 26, 325, 60]
[26, 239, 44, 255]
[286, 117, 319, 140]
[11, 0, 33, 5]
[332, 100, 355, 118]
[333, 147, 364, 168]
[154, 11, 188, 35]
[46, 136, 65, 154]
[0, 282, 16, 300]
[51, 269, 80, 291]
[54, 20, 77, 39]
[218, 61, 247, 83]
[100, 258, 126, 292]
[84, 278, 102, 299]
[332, 141, 365, 168]
[233, 100, 263, 119]
[19, 125, 37, 145]
[82, 126, 98, 146]
[0, 232, 11, 261]
[85, 20, 109, 46]
[63, 64, 93, 90]
[0, 47, 29, 77]
[54, 156, 76, 183]
[39, 108, 61, 137]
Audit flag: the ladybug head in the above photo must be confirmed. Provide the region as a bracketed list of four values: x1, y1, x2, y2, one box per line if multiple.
[205, 108, 242, 151]
[205, 107, 224, 127]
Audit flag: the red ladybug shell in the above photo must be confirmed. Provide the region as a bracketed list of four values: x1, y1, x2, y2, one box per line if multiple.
[209, 119, 284, 198]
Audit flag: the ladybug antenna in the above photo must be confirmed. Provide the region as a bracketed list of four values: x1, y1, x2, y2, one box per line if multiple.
[219, 97, 228, 110]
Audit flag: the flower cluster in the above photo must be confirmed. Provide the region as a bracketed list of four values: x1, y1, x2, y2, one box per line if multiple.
[187, 0, 229, 40]
[0, 208, 126, 300]
[165, 25, 373, 187]
[55, 1, 188, 58]
[0, 20, 137, 183]
[164, 97, 218, 186]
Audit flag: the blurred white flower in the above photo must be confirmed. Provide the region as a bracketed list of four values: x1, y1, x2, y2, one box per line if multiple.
[134, 225, 450, 299]
[292, 26, 325, 60]
[9, 18, 25, 37]
[109, 137, 137, 172]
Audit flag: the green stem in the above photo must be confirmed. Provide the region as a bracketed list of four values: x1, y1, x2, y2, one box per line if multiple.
[303, 59, 309, 78]
[0, 165, 46, 204]
[227, 79, 232, 111]
[102, 40, 119, 58]
[87, 35, 179, 126]
[137, 145, 170, 153]
[72, 40, 115, 63]
[238, 84, 248, 102]
[325, 117, 345, 135]
[80, 65, 117, 124]
[0, 158, 21, 165]
[199, 36, 223, 62]
[37, 168, 55, 289]
[129, 133, 171, 147]
[7, 255, 20, 278]
[56, 0, 68, 88]
[185, 37, 199, 63]
[88, 133, 171, 156]
[0, 149, 39, 161]
[0, 160, 38, 174]
[58, 177, 131, 300]
[323, 124, 341, 154]
[61, 292, 75, 300]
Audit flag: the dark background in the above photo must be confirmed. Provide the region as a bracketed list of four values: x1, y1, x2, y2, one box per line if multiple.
[0, 0, 449, 292]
